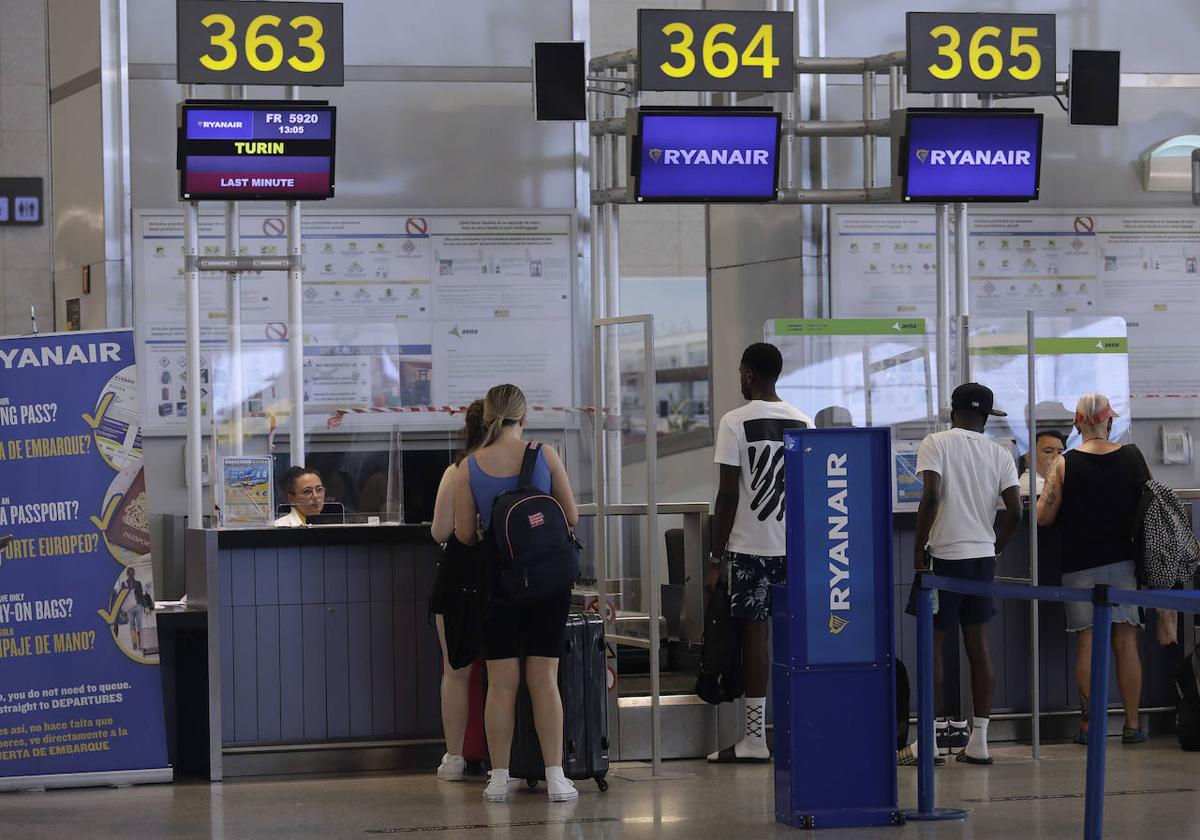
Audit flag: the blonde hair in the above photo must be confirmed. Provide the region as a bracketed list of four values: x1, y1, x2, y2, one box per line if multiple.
[1074, 393, 1117, 431]
[481, 384, 527, 448]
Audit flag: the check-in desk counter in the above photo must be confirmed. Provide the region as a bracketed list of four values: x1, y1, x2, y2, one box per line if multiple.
[162, 525, 443, 780]
[891, 503, 1187, 740]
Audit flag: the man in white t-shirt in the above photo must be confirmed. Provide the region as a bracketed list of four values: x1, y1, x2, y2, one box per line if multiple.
[910, 383, 1021, 766]
[705, 342, 813, 763]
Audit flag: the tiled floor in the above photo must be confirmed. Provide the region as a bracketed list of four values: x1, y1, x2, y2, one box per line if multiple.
[5, 741, 1200, 838]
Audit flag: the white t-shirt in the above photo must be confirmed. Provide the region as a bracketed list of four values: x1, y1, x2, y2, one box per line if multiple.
[917, 428, 1019, 560]
[714, 399, 813, 557]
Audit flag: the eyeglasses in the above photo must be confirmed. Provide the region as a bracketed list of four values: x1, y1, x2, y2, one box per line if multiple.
[295, 486, 326, 497]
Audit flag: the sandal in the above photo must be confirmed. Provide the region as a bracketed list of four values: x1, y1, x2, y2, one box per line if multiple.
[955, 750, 993, 766]
[707, 745, 770, 764]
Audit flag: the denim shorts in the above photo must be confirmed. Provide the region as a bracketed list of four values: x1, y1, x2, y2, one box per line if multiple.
[1061, 561, 1143, 632]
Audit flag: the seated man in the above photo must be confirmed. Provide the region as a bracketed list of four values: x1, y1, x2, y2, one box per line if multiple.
[275, 466, 326, 527]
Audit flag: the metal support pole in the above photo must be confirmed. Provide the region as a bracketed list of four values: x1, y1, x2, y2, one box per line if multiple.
[287, 200, 304, 467]
[185, 201, 203, 527]
[889, 65, 902, 111]
[861, 70, 876, 190]
[934, 204, 951, 421]
[905, 575, 970, 824]
[1084, 592, 1113, 840]
[642, 318, 661, 777]
[1027, 311, 1041, 758]
[225, 200, 243, 454]
[916, 581, 936, 814]
[953, 202, 969, 386]
[286, 85, 305, 468]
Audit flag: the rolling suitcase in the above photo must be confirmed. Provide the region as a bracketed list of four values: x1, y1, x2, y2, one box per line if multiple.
[510, 611, 610, 791]
[462, 659, 488, 768]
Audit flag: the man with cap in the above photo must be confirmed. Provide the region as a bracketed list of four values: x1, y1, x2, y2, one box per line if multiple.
[910, 382, 1022, 765]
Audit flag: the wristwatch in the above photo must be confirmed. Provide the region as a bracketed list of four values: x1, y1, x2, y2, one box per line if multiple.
[707, 552, 724, 565]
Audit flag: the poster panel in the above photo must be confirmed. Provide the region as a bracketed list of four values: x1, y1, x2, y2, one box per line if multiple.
[0, 329, 170, 788]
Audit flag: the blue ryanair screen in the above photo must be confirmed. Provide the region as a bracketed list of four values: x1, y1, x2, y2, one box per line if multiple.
[634, 110, 781, 202]
[903, 110, 1042, 202]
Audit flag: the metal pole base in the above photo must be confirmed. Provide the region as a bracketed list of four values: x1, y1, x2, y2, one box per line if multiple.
[903, 807, 968, 822]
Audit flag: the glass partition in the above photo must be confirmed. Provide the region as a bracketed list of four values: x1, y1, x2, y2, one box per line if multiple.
[967, 315, 1131, 456]
[767, 319, 940, 510]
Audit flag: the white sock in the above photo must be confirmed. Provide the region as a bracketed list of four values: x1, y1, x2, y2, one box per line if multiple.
[736, 697, 768, 757]
[966, 716, 990, 759]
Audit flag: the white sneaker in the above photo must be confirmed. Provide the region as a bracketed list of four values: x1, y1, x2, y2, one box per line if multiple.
[545, 767, 579, 802]
[436, 753, 465, 782]
[483, 769, 510, 802]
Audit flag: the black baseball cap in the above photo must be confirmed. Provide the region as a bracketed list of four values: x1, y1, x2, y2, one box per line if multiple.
[951, 382, 1006, 417]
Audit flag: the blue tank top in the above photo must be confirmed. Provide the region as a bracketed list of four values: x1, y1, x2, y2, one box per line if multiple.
[467, 447, 552, 530]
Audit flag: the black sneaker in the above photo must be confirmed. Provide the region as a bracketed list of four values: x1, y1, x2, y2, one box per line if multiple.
[935, 721, 951, 756]
[948, 720, 970, 752]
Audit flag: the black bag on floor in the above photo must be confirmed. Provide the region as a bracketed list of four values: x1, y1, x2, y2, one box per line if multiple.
[434, 536, 485, 670]
[896, 659, 911, 751]
[1175, 649, 1200, 751]
[510, 612, 610, 790]
[695, 584, 742, 705]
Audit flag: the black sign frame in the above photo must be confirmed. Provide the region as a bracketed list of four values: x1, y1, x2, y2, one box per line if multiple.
[177, 99, 337, 202]
[0, 178, 44, 226]
[637, 8, 794, 93]
[906, 12, 1055, 95]
[176, 0, 344, 86]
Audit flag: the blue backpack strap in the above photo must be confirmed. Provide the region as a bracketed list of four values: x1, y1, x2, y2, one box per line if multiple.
[518, 442, 542, 488]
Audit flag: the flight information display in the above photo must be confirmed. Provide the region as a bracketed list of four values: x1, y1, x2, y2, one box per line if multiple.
[178, 101, 336, 200]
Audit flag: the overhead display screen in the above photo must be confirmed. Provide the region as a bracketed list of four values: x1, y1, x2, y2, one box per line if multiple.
[632, 107, 781, 203]
[178, 101, 336, 200]
[900, 109, 1042, 202]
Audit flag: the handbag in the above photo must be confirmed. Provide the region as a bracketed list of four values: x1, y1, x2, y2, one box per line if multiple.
[439, 536, 485, 670]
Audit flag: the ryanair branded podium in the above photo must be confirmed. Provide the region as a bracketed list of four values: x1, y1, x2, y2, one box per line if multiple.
[773, 427, 901, 829]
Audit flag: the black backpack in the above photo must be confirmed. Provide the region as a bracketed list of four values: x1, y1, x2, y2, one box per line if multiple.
[695, 583, 743, 705]
[1175, 649, 1200, 751]
[487, 443, 581, 604]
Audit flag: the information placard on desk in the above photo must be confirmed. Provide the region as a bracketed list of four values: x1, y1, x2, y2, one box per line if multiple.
[637, 9, 794, 92]
[176, 0, 343, 86]
[906, 12, 1055, 94]
[897, 109, 1042, 203]
[178, 101, 336, 201]
[629, 107, 781, 203]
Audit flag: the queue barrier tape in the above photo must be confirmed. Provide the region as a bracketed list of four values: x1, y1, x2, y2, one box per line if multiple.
[910, 573, 1200, 839]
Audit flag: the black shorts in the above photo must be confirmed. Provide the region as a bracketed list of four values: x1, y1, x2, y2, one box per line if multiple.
[484, 591, 571, 660]
[905, 556, 996, 629]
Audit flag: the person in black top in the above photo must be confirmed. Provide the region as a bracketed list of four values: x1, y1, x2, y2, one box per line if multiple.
[1037, 393, 1149, 745]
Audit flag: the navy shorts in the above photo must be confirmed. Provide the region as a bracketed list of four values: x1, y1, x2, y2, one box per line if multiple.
[906, 556, 996, 630]
[727, 552, 787, 622]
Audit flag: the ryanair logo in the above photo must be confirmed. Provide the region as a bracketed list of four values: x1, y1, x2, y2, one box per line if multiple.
[827, 453, 851, 634]
[648, 148, 771, 166]
[915, 148, 1032, 166]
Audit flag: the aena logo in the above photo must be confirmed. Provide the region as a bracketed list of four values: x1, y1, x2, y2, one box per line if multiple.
[448, 325, 479, 339]
[648, 148, 771, 166]
[915, 148, 1032, 166]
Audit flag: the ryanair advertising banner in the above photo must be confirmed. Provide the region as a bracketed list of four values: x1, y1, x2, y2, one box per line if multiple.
[0, 329, 170, 789]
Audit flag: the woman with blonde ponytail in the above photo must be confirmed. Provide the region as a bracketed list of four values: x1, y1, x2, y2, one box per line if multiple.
[454, 384, 580, 803]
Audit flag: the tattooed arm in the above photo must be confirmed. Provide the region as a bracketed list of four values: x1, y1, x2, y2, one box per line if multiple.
[1036, 454, 1065, 526]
